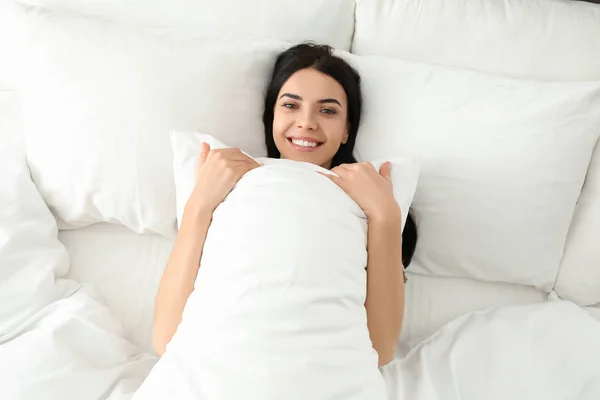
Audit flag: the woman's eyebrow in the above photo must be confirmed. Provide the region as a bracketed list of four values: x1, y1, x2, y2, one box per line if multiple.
[318, 98, 341, 106]
[279, 93, 302, 101]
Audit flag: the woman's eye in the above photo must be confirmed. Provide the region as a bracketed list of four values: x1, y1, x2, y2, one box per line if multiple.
[320, 108, 336, 115]
[282, 103, 297, 109]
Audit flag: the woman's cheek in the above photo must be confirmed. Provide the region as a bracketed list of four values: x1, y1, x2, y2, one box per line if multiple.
[324, 120, 347, 145]
[273, 116, 290, 139]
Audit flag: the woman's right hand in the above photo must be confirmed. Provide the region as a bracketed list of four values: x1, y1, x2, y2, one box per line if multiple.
[187, 143, 260, 213]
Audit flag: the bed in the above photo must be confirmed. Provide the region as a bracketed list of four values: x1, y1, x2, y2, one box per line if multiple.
[1, 0, 600, 399]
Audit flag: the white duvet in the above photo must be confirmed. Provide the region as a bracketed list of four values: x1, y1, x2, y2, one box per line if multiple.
[0, 139, 156, 399]
[382, 300, 600, 400]
[135, 159, 389, 399]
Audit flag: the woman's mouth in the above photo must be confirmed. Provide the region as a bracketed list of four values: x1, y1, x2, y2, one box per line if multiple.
[287, 137, 324, 152]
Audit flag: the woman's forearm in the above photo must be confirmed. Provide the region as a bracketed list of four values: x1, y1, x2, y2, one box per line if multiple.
[153, 200, 213, 356]
[365, 209, 404, 367]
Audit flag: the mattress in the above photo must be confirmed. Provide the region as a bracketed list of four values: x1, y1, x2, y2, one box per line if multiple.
[59, 223, 547, 356]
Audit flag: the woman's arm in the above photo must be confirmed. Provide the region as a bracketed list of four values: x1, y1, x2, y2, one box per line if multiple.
[364, 209, 404, 367]
[321, 161, 405, 367]
[153, 199, 212, 356]
[153, 143, 260, 356]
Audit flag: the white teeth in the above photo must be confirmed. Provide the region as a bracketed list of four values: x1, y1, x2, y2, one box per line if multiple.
[291, 139, 318, 148]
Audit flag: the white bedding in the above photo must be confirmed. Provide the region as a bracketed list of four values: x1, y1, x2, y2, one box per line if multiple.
[382, 300, 600, 400]
[59, 224, 548, 358]
[0, 103, 156, 400]
[14, 223, 600, 400]
[60, 224, 172, 354]
[3, 126, 594, 398]
[0, 284, 156, 399]
[135, 158, 393, 399]
[2, 0, 599, 398]
[588, 304, 600, 321]
[399, 273, 547, 355]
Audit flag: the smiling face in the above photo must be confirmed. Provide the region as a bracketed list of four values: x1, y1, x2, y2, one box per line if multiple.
[272, 68, 349, 169]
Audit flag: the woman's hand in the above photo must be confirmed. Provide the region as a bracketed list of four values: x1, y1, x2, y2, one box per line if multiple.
[187, 143, 260, 213]
[323, 162, 401, 222]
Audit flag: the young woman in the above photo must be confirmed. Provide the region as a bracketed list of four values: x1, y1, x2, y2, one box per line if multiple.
[153, 43, 418, 367]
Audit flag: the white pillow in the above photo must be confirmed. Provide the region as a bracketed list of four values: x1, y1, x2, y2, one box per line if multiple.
[352, 0, 600, 81]
[345, 52, 600, 291]
[170, 131, 420, 233]
[12, 0, 355, 50]
[133, 131, 419, 400]
[555, 141, 600, 306]
[11, 7, 287, 236]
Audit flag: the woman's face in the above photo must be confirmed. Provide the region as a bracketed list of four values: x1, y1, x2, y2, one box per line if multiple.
[272, 68, 349, 169]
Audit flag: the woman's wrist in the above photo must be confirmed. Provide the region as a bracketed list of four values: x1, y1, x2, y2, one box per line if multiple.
[367, 201, 402, 225]
[183, 190, 215, 224]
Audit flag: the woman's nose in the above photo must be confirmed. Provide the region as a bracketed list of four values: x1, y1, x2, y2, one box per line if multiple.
[297, 110, 317, 131]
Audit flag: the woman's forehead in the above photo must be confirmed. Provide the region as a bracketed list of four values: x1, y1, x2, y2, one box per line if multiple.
[279, 69, 347, 104]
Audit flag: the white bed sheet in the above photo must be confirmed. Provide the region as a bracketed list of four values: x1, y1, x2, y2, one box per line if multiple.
[588, 304, 600, 321]
[59, 223, 548, 357]
[400, 272, 547, 355]
[60, 224, 172, 354]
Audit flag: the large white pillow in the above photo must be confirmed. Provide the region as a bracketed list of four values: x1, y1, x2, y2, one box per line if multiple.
[352, 0, 600, 81]
[554, 141, 600, 306]
[170, 131, 420, 233]
[345, 53, 600, 291]
[13, 0, 355, 49]
[132, 131, 419, 399]
[11, 7, 287, 237]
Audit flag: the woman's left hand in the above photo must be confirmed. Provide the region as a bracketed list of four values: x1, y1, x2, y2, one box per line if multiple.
[322, 162, 401, 222]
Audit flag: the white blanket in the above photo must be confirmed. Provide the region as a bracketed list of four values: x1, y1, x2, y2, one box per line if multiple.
[0, 145, 156, 400]
[381, 300, 600, 400]
[0, 285, 157, 399]
[135, 159, 389, 399]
